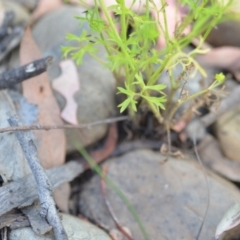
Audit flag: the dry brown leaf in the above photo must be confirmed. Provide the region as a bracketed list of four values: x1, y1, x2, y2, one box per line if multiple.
[20, 27, 66, 169]
[215, 203, 240, 239]
[20, 27, 68, 211]
[31, 0, 62, 23]
[52, 59, 80, 125]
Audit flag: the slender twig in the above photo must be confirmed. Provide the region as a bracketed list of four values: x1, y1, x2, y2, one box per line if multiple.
[0, 116, 129, 133]
[8, 114, 68, 240]
[100, 165, 134, 240]
[0, 56, 52, 89]
[193, 130, 210, 240]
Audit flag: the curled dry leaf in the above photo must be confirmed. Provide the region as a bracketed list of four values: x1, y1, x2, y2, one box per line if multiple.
[215, 203, 240, 239]
[90, 123, 117, 162]
[52, 59, 80, 125]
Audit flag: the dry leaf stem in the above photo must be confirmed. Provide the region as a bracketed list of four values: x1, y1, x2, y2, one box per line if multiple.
[101, 165, 134, 240]
[8, 114, 68, 240]
[0, 56, 52, 89]
[0, 115, 129, 133]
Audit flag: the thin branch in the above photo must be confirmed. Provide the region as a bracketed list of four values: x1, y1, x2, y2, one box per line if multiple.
[0, 56, 52, 89]
[8, 114, 68, 240]
[192, 131, 210, 240]
[0, 115, 129, 133]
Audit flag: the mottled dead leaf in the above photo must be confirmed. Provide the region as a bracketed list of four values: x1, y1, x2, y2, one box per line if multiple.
[52, 59, 80, 125]
[19, 27, 68, 211]
[20, 27, 66, 168]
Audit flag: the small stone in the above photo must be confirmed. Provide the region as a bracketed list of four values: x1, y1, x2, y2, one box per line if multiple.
[215, 103, 240, 161]
[9, 213, 111, 240]
[207, 21, 240, 48]
[79, 149, 240, 240]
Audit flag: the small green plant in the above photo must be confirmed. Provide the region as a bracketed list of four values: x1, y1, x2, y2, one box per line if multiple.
[62, 0, 234, 125]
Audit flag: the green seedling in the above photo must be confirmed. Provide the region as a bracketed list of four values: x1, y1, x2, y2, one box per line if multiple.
[63, 0, 234, 125]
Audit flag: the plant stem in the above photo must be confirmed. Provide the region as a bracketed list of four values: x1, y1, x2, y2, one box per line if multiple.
[120, 0, 127, 41]
[160, 0, 170, 46]
[139, 82, 163, 122]
[98, 32, 120, 83]
[97, 0, 135, 70]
